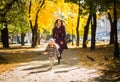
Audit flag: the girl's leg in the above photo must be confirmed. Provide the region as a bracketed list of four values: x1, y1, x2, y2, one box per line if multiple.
[49, 57, 53, 68]
[49, 57, 55, 68]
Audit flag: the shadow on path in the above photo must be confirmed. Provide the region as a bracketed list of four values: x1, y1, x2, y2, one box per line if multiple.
[22, 64, 50, 71]
[0, 56, 8, 64]
[54, 67, 79, 73]
[28, 67, 51, 74]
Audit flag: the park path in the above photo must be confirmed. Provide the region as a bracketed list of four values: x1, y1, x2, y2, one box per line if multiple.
[0, 44, 101, 82]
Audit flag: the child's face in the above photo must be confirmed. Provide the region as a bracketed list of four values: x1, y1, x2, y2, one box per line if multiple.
[49, 41, 54, 45]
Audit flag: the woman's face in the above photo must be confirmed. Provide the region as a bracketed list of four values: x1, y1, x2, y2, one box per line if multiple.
[57, 20, 62, 27]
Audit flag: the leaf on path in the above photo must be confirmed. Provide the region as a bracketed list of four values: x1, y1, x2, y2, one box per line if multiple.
[86, 55, 95, 61]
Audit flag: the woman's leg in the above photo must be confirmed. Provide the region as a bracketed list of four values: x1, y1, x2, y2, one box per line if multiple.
[57, 55, 61, 64]
[58, 48, 63, 64]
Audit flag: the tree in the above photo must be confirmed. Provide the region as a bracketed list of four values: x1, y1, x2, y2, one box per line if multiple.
[17, 15, 30, 46]
[87, 0, 97, 50]
[1, 21, 9, 48]
[82, 13, 91, 48]
[76, 0, 80, 46]
[96, 0, 119, 57]
[113, 0, 119, 58]
[107, 12, 114, 44]
[91, 13, 97, 50]
[0, 0, 17, 48]
[28, 0, 45, 48]
[104, 0, 120, 58]
[65, 0, 82, 46]
[0, 0, 30, 47]
[100, 0, 115, 45]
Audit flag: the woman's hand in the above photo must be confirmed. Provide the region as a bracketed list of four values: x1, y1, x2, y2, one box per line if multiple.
[60, 41, 63, 45]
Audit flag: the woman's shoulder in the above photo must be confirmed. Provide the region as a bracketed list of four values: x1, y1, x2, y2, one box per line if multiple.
[60, 25, 65, 30]
[53, 26, 58, 31]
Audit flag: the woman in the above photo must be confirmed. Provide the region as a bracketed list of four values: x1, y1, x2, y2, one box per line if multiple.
[52, 19, 68, 64]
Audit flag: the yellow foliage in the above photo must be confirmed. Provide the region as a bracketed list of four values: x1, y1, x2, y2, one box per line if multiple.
[53, 0, 64, 3]
[27, 0, 91, 36]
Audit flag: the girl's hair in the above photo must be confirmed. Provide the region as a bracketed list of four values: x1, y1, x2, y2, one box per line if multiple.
[49, 38, 55, 43]
[48, 38, 59, 49]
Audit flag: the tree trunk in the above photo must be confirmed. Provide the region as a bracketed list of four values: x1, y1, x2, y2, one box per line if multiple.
[29, 1, 37, 48]
[31, 23, 38, 48]
[21, 32, 26, 46]
[113, 0, 119, 58]
[1, 21, 9, 48]
[76, 0, 80, 46]
[0, 0, 17, 48]
[31, 29, 35, 47]
[108, 12, 114, 44]
[83, 13, 91, 48]
[31, 29, 34, 47]
[91, 13, 97, 50]
[37, 30, 40, 45]
[34, 23, 38, 47]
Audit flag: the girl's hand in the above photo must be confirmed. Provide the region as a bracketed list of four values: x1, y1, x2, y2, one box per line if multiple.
[43, 52, 48, 55]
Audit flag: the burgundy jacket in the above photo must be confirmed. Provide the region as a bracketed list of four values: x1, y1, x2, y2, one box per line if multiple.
[52, 26, 68, 54]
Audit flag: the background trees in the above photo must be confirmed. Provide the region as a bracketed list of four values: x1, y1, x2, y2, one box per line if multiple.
[66, 0, 120, 58]
[0, 0, 120, 58]
[0, 0, 16, 48]
[0, 0, 30, 47]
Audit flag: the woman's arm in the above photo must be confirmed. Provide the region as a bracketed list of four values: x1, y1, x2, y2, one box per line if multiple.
[60, 26, 66, 41]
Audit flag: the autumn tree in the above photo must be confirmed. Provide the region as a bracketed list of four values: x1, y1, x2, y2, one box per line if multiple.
[105, 0, 120, 45]
[90, 0, 97, 50]
[28, 0, 45, 47]
[113, 0, 119, 58]
[0, 0, 30, 47]
[65, 0, 83, 46]
[97, 0, 120, 58]
[0, 0, 18, 48]
[76, 0, 80, 46]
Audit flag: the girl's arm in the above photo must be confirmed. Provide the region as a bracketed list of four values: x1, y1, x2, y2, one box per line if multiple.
[54, 45, 60, 56]
[43, 45, 49, 55]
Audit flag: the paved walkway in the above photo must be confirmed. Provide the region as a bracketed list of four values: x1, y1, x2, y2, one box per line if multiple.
[0, 46, 101, 82]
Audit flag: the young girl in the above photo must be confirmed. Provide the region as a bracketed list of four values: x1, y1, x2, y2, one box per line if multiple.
[44, 38, 60, 69]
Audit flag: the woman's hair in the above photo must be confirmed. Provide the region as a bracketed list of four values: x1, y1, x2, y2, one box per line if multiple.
[54, 19, 64, 28]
